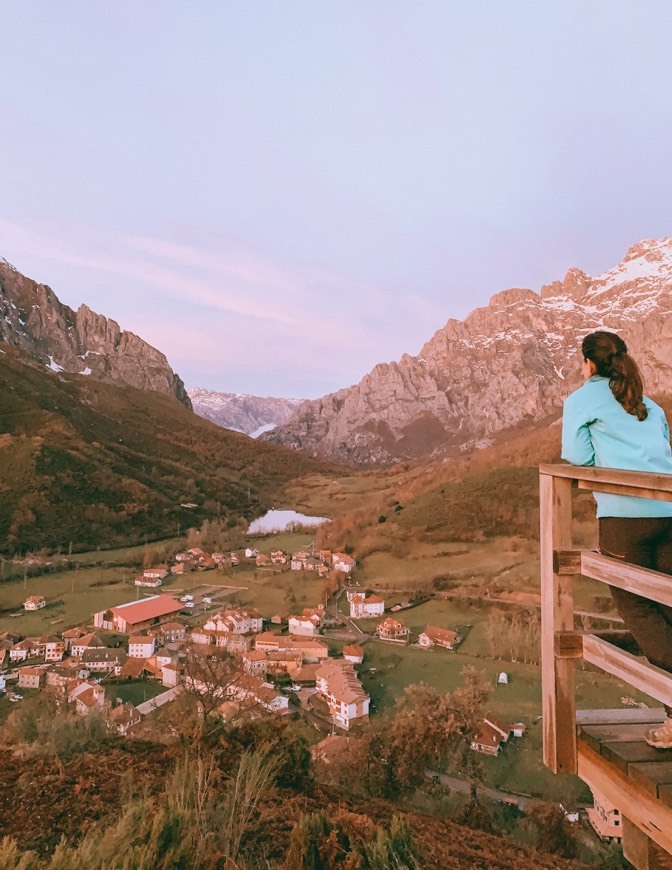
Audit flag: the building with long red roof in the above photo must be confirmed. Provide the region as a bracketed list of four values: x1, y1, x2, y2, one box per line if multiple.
[93, 595, 183, 634]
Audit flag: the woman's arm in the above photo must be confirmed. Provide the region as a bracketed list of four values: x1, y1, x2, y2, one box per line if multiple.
[561, 393, 595, 466]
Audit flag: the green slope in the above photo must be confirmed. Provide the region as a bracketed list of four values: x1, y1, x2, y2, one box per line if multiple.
[0, 346, 338, 554]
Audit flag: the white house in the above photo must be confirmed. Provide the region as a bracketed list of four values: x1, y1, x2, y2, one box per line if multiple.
[418, 626, 461, 650]
[315, 659, 370, 730]
[288, 606, 324, 637]
[9, 639, 36, 662]
[128, 635, 157, 658]
[226, 674, 289, 714]
[349, 593, 385, 619]
[204, 609, 263, 635]
[135, 575, 163, 588]
[342, 644, 364, 664]
[588, 789, 623, 843]
[23, 596, 46, 611]
[332, 553, 356, 573]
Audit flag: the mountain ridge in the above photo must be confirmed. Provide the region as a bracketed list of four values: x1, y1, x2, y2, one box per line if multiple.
[0, 258, 191, 408]
[264, 238, 672, 465]
[188, 387, 303, 437]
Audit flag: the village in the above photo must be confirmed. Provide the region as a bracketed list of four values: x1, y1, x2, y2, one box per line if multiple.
[0, 542, 532, 764]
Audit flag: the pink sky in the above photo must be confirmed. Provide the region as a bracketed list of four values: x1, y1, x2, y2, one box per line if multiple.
[2, 3, 671, 397]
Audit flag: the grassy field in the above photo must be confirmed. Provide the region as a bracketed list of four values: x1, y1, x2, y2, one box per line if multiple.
[230, 565, 326, 618]
[0, 529, 323, 635]
[106, 680, 167, 706]
[357, 638, 655, 801]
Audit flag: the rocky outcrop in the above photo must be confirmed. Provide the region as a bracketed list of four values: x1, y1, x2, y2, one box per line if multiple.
[0, 258, 191, 408]
[188, 388, 303, 437]
[265, 238, 672, 465]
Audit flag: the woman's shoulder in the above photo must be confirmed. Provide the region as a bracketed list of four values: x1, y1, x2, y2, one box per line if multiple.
[644, 395, 666, 416]
[564, 377, 607, 404]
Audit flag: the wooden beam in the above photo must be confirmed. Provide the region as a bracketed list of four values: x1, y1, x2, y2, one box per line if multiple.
[553, 549, 583, 574]
[621, 817, 671, 870]
[555, 631, 584, 658]
[540, 464, 672, 497]
[540, 472, 577, 774]
[582, 635, 672, 710]
[578, 480, 672, 502]
[556, 630, 640, 659]
[581, 551, 672, 609]
[578, 740, 672, 856]
[576, 708, 666, 726]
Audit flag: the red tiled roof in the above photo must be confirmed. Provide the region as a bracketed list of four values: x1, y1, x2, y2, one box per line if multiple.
[110, 595, 183, 625]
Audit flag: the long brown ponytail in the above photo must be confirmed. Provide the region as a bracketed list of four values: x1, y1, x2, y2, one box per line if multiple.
[581, 331, 648, 421]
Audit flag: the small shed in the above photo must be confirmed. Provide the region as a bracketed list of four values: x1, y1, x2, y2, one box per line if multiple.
[497, 672, 509, 685]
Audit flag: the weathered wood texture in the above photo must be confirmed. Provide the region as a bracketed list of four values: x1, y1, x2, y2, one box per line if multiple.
[622, 817, 672, 870]
[577, 479, 672, 502]
[539, 464, 672, 495]
[540, 473, 576, 773]
[582, 635, 672, 710]
[580, 551, 672, 609]
[578, 739, 672, 856]
[576, 708, 666, 726]
[555, 630, 640, 658]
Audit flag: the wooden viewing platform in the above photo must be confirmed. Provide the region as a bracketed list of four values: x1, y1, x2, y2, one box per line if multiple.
[540, 465, 672, 868]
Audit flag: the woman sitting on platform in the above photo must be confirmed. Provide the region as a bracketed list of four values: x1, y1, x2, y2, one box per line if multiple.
[562, 330, 672, 749]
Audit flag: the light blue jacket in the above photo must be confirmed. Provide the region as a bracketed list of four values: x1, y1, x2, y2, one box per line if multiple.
[561, 375, 672, 517]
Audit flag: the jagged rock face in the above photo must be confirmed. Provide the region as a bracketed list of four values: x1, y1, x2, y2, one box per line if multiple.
[188, 388, 303, 437]
[265, 238, 672, 465]
[0, 259, 191, 408]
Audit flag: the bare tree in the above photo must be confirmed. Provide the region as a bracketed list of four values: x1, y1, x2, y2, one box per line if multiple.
[182, 645, 249, 738]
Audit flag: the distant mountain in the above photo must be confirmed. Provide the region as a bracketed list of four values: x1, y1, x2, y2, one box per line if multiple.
[0, 345, 335, 554]
[0, 258, 191, 408]
[265, 238, 672, 465]
[189, 387, 304, 437]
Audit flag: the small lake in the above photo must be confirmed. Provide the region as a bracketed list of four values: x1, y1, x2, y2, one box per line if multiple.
[248, 509, 330, 534]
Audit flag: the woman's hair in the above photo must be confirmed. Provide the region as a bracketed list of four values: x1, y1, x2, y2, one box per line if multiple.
[582, 331, 648, 421]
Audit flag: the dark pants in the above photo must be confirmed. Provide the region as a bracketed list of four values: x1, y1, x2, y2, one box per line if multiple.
[599, 517, 672, 715]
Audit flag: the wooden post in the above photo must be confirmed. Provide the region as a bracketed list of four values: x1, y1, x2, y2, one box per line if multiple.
[540, 472, 577, 774]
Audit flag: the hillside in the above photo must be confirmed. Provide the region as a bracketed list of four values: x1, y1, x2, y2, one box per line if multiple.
[0, 346, 337, 554]
[266, 237, 672, 464]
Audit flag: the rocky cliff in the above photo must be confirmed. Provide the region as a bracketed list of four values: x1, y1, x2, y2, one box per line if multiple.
[188, 387, 303, 436]
[265, 238, 672, 464]
[0, 258, 191, 408]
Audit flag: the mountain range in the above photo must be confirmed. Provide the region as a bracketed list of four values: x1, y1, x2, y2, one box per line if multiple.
[188, 387, 303, 437]
[264, 238, 672, 464]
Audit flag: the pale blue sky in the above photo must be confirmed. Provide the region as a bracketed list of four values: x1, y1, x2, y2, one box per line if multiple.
[1, 2, 672, 397]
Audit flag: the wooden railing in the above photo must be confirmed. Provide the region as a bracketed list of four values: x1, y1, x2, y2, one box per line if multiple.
[539, 464, 672, 775]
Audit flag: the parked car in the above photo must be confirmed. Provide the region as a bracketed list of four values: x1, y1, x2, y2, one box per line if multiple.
[202, 597, 212, 604]
[180, 595, 194, 602]
[184, 602, 195, 608]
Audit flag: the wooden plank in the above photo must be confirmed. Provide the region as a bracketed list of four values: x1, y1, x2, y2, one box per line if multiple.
[581, 723, 655, 744]
[578, 480, 672, 502]
[540, 464, 672, 496]
[540, 473, 577, 774]
[582, 635, 672, 709]
[581, 551, 672, 609]
[577, 708, 666, 726]
[601, 741, 668, 775]
[629, 761, 672, 799]
[553, 549, 583, 574]
[578, 740, 672, 855]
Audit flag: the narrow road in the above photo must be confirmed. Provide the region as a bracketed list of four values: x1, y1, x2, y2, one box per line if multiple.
[426, 770, 590, 812]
